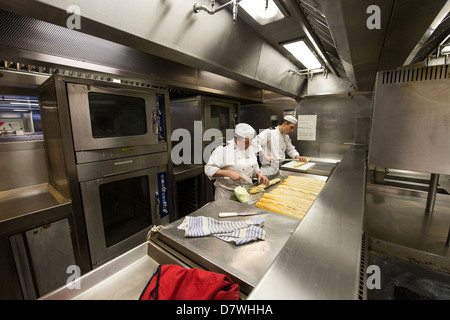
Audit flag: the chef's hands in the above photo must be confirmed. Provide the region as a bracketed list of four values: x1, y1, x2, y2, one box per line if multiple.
[228, 171, 248, 182]
[214, 169, 269, 185]
[213, 170, 247, 182]
[296, 155, 307, 162]
[262, 152, 276, 163]
[257, 172, 270, 186]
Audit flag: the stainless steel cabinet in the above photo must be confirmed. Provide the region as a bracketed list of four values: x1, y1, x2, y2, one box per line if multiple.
[9, 218, 76, 299]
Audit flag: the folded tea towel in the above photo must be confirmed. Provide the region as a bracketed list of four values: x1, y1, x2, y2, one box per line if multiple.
[177, 216, 266, 245]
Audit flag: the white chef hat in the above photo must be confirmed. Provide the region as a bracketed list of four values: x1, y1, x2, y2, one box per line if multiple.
[283, 115, 298, 124]
[235, 123, 256, 139]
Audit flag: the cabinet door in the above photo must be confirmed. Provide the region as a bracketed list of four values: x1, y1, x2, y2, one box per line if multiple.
[10, 218, 77, 298]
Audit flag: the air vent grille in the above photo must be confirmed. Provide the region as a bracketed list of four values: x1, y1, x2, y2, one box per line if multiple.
[297, 0, 348, 79]
[381, 64, 449, 84]
[358, 231, 367, 300]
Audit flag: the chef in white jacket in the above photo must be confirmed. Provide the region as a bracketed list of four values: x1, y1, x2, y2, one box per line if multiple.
[205, 123, 270, 200]
[252, 115, 307, 177]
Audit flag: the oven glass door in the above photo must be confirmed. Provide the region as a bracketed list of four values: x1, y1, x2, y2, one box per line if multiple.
[80, 167, 162, 267]
[99, 174, 151, 248]
[89, 92, 147, 139]
[67, 83, 158, 151]
[203, 100, 236, 139]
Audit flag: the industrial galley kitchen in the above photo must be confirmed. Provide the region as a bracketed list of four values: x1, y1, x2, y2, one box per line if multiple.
[0, 0, 450, 303]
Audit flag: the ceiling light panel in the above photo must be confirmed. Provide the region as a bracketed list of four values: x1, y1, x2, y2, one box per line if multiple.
[283, 40, 322, 69]
[239, 0, 285, 25]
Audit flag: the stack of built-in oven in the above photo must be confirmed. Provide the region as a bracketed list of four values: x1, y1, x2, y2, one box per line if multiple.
[38, 75, 172, 268]
[169, 96, 239, 218]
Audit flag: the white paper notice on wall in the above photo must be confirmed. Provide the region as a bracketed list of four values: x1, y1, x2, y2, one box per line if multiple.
[297, 115, 317, 141]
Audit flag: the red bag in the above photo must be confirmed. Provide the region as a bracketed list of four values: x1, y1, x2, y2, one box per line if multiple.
[139, 265, 240, 300]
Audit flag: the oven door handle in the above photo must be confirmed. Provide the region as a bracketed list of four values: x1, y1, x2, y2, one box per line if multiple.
[100, 160, 134, 178]
[114, 160, 133, 166]
[152, 109, 160, 135]
[155, 191, 160, 220]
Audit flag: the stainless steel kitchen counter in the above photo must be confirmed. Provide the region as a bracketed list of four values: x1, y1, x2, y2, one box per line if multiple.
[280, 157, 339, 177]
[155, 198, 301, 294]
[0, 183, 68, 224]
[366, 182, 450, 261]
[0, 183, 72, 236]
[248, 145, 367, 300]
[40, 242, 161, 300]
[40, 169, 324, 299]
[172, 163, 204, 181]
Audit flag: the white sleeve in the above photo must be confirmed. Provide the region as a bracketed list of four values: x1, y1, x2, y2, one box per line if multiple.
[285, 135, 300, 158]
[248, 146, 262, 176]
[204, 146, 224, 180]
[252, 129, 269, 154]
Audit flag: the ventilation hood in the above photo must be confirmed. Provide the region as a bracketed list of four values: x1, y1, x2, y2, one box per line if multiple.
[0, 0, 449, 96]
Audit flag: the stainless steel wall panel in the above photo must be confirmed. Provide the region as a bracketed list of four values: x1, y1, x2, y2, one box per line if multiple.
[301, 94, 373, 159]
[254, 42, 306, 96]
[38, 80, 71, 199]
[241, 92, 373, 161]
[197, 71, 263, 102]
[368, 66, 450, 175]
[305, 72, 357, 96]
[0, 141, 48, 192]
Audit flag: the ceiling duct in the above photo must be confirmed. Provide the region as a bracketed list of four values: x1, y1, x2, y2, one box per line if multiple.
[0, 8, 267, 102]
[317, 0, 449, 91]
[0, 0, 305, 98]
[296, 0, 348, 80]
[409, 11, 450, 64]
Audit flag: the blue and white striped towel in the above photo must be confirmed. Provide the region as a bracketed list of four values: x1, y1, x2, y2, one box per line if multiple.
[177, 216, 266, 245]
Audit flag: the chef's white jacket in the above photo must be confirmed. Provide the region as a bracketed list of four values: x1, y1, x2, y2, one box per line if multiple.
[205, 140, 261, 200]
[252, 127, 300, 176]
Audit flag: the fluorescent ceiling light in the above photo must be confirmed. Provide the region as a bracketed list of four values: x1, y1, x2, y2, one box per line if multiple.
[441, 44, 450, 55]
[239, 0, 285, 25]
[283, 40, 322, 69]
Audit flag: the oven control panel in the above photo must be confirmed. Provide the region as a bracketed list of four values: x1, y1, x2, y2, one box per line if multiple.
[157, 172, 169, 219]
[155, 94, 166, 142]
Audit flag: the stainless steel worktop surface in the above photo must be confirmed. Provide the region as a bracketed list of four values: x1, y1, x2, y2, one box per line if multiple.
[0, 183, 72, 236]
[280, 157, 339, 177]
[366, 183, 450, 260]
[40, 170, 325, 300]
[155, 198, 301, 294]
[248, 145, 366, 300]
[41, 242, 162, 300]
[172, 164, 204, 181]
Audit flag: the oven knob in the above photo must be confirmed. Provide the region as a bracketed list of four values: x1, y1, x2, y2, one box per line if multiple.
[161, 187, 166, 192]
[163, 201, 167, 207]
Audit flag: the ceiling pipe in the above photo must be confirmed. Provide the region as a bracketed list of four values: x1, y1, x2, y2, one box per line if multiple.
[194, 0, 243, 22]
[288, 67, 328, 80]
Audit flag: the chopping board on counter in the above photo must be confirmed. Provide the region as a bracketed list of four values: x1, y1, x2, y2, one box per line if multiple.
[281, 160, 316, 171]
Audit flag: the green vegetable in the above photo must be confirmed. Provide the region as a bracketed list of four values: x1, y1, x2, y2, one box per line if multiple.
[234, 186, 250, 204]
